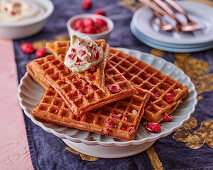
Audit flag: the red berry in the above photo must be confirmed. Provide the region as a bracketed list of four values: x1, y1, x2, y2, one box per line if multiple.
[165, 93, 173, 104]
[94, 9, 106, 16]
[95, 18, 107, 27]
[80, 50, 86, 57]
[76, 57, 80, 63]
[90, 66, 96, 72]
[73, 19, 84, 30]
[83, 18, 95, 27]
[145, 122, 161, 133]
[36, 48, 47, 58]
[94, 51, 99, 59]
[155, 92, 159, 97]
[21, 43, 34, 54]
[163, 114, 173, 122]
[108, 84, 121, 93]
[82, 0, 92, 9]
[112, 114, 122, 119]
[105, 120, 114, 128]
[83, 26, 95, 34]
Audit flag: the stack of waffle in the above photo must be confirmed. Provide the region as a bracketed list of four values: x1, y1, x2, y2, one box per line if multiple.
[27, 39, 189, 141]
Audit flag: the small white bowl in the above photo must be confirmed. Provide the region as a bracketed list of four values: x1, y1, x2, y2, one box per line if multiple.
[0, 0, 54, 39]
[67, 14, 114, 40]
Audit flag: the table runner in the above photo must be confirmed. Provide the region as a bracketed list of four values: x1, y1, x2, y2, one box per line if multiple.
[14, 0, 213, 169]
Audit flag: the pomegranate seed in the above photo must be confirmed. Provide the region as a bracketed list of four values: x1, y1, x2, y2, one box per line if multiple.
[155, 92, 159, 97]
[105, 120, 114, 128]
[82, 0, 92, 9]
[80, 50, 86, 57]
[145, 122, 161, 133]
[163, 114, 173, 122]
[108, 84, 120, 93]
[95, 18, 107, 27]
[90, 66, 96, 72]
[36, 48, 47, 58]
[126, 126, 134, 132]
[68, 54, 74, 60]
[124, 117, 127, 121]
[76, 57, 80, 63]
[21, 43, 34, 54]
[94, 9, 106, 16]
[112, 114, 122, 119]
[54, 110, 58, 114]
[94, 51, 99, 59]
[165, 93, 173, 104]
[161, 105, 165, 108]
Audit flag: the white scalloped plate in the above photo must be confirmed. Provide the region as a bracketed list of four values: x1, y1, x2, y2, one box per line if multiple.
[18, 48, 197, 148]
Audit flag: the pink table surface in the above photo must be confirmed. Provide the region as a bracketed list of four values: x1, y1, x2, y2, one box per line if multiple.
[0, 39, 33, 170]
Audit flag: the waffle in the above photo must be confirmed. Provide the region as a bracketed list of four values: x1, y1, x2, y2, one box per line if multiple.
[26, 55, 137, 117]
[46, 40, 108, 91]
[32, 85, 149, 141]
[109, 48, 189, 123]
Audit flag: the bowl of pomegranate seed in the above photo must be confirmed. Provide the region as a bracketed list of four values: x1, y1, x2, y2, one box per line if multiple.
[67, 14, 114, 40]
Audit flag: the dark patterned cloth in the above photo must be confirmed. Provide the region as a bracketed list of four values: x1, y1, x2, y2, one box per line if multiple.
[14, 0, 213, 169]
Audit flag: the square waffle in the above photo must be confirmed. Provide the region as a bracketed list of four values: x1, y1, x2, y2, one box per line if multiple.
[108, 48, 189, 123]
[32, 86, 150, 141]
[46, 40, 108, 91]
[27, 55, 137, 117]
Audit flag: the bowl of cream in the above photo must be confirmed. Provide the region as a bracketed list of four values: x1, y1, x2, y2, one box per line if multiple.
[0, 0, 54, 39]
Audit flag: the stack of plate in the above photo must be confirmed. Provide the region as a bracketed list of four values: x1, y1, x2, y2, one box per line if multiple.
[130, 1, 213, 52]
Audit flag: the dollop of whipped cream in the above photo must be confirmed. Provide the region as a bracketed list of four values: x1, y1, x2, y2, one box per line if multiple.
[64, 35, 104, 72]
[0, 0, 45, 24]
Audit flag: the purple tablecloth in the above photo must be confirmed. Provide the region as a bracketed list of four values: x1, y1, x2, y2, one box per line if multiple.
[14, 0, 213, 169]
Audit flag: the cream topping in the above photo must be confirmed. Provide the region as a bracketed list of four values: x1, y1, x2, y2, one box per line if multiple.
[0, 0, 45, 24]
[64, 35, 104, 72]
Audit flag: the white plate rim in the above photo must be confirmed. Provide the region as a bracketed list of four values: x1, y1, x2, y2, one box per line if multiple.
[133, 1, 213, 45]
[18, 48, 197, 147]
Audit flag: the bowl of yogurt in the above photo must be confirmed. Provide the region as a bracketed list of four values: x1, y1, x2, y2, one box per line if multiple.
[0, 0, 54, 39]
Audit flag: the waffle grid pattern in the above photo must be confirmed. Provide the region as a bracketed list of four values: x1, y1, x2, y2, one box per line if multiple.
[27, 55, 137, 116]
[33, 86, 150, 141]
[109, 48, 189, 123]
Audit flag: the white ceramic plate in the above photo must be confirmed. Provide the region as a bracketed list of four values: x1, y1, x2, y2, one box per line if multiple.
[18, 48, 197, 147]
[130, 22, 213, 52]
[133, 1, 213, 45]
